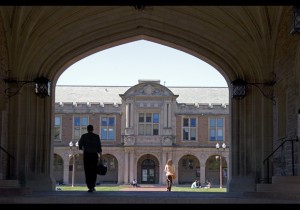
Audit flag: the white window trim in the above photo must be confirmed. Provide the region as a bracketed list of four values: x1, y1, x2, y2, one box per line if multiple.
[100, 115, 116, 141]
[54, 115, 62, 141]
[181, 116, 197, 141]
[73, 115, 89, 140]
[208, 116, 225, 142]
[137, 112, 160, 136]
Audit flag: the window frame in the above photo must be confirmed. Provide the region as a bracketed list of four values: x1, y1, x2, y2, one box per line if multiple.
[54, 115, 62, 141]
[73, 115, 89, 140]
[182, 116, 197, 141]
[138, 112, 160, 136]
[209, 117, 225, 142]
[100, 115, 116, 141]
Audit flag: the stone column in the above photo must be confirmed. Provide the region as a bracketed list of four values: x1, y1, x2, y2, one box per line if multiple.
[125, 103, 131, 128]
[200, 163, 206, 185]
[129, 150, 135, 182]
[229, 90, 273, 192]
[163, 103, 166, 127]
[124, 151, 129, 184]
[130, 102, 134, 127]
[63, 157, 70, 185]
[8, 91, 54, 191]
[0, 105, 8, 180]
[163, 103, 169, 128]
[167, 103, 171, 128]
[160, 151, 167, 184]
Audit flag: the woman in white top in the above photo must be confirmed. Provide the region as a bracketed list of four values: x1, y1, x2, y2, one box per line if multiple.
[164, 159, 175, 191]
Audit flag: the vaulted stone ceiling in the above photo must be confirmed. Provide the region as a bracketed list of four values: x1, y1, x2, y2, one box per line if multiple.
[0, 6, 291, 85]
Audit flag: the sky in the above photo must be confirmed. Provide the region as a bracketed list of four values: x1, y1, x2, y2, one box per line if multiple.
[57, 40, 227, 87]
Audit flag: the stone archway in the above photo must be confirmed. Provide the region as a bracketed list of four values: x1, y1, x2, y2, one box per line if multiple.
[99, 154, 118, 184]
[137, 154, 159, 184]
[206, 155, 228, 187]
[53, 154, 63, 185]
[0, 6, 293, 193]
[178, 155, 200, 185]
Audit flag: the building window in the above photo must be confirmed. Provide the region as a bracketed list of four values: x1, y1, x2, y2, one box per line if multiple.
[54, 115, 62, 141]
[209, 117, 224, 141]
[182, 117, 196, 141]
[100, 116, 115, 140]
[73, 116, 89, 140]
[138, 113, 159, 136]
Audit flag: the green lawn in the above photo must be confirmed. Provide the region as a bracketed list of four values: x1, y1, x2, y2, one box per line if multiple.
[56, 185, 226, 192]
[172, 186, 226, 192]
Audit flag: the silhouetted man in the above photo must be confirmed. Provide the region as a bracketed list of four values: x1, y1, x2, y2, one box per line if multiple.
[79, 124, 102, 192]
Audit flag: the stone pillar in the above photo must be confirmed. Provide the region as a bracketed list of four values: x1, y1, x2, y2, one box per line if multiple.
[297, 111, 300, 175]
[0, 18, 9, 181]
[7, 89, 54, 191]
[129, 150, 134, 182]
[164, 103, 171, 128]
[63, 157, 70, 185]
[130, 102, 134, 127]
[125, 103, 131, 128]
[229, 90, 273, 192]
[200, 163, 206, 185]
[160, 151, 167, 184]
[163, 103, 166, 127]
[0, 105, 8, 180]
[167, 103, 171, 128]
[124, 151, 129, 184]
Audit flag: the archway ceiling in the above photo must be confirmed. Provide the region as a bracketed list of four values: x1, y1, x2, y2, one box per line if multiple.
[0, 6, 286, 83]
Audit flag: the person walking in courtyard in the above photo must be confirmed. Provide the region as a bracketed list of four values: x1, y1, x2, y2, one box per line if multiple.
[79, 124, 102, 192]
[164, 159, 176, 192]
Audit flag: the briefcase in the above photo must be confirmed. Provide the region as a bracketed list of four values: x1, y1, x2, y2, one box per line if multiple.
[97, 160, 107, 175]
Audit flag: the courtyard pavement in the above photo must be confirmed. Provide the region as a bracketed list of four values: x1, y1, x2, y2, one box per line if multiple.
[1, 185, 300, 204]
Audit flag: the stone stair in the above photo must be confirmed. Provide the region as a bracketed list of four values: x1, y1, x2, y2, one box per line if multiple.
[0, 179, 32, 196]
[255, 176, 300, 199]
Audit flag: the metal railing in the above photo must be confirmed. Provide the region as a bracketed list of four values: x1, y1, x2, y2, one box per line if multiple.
[0, 145, 15, 179]
[263, 136, 298, 183]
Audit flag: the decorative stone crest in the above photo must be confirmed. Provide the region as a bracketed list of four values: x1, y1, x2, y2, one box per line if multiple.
[131, 84, 168, 96]
[124, 136, 136, 146]
[161, 136, 173, 146]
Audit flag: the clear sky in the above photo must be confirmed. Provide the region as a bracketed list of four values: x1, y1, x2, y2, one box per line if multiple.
[57, 40, 227, 87]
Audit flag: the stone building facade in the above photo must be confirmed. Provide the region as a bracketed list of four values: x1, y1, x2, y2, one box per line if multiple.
[54, 80, 230, 186]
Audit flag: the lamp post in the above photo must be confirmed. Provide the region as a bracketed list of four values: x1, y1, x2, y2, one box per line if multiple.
[69, 140, 79, 187]
[216, 142, 226, 189]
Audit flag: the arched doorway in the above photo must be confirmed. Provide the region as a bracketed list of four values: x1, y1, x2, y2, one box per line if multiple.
[178, 155, 200, 184]
[68, 154, 85, 185]
[205, 155, 228, 187]
[11, 8, 288, 194]
[53, 154, 63, 185]
[98, 154, 118, 184]
[137, 155, 159, 184]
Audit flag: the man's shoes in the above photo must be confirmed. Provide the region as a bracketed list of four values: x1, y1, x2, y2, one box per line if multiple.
[87, 189, 93, 192]
[92, 188, 96, 192]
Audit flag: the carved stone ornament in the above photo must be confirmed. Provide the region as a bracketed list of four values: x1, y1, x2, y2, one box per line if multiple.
[124, 136, 136, 146]
[161, 136, 173, 146]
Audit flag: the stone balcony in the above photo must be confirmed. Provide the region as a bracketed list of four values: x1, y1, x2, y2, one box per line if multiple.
[123, 135, 174, 146]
